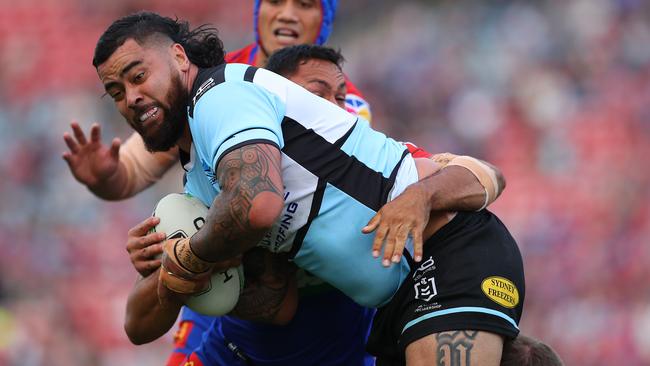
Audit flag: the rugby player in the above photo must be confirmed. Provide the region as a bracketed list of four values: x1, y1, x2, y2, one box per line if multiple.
[63, 1, 380, 364]
[126, 45, 378, 365]
[92, 12, 524, 365]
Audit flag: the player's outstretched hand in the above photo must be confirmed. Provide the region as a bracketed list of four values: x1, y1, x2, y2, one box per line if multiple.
[62, 121, 121, 188]
[126, 216, 166, 277]
[362, 185, 431, 267]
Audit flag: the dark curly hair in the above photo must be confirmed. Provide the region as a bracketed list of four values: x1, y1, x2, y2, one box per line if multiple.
[265, 44, 344, 77]
[93, 11, 225, 69]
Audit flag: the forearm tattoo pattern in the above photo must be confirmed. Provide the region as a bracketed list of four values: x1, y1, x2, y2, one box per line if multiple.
[192, 143, 283, 261]
[231, 248, 295, 322]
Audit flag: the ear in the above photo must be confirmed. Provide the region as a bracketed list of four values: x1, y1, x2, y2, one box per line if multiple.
[171, 43, 190, 72]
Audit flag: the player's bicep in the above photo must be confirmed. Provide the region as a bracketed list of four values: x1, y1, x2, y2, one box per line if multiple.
[215, 141, 283, 195]
[215, 142, 284, 230]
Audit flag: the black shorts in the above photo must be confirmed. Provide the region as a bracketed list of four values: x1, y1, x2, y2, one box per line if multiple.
[366, 210, 525, 363]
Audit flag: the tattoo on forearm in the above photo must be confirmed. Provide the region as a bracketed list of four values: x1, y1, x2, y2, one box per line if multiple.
[231, 280, 289, 322]
[436, 331, 478, 366]
[231, 249, 295, 323]
[192, 144, 283, 261]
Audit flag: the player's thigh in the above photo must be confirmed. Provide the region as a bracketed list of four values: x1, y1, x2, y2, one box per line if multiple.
[405, 330, 503, 366]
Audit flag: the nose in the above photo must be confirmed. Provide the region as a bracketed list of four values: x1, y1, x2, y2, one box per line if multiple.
[276, 1, 299, 23]
[125, 86, 143, 110]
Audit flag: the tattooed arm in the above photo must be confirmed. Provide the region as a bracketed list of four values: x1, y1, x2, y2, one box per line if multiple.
[230, 248, 298, 325]
[404, 330, 504, 366]
[190, 143, 285, 262]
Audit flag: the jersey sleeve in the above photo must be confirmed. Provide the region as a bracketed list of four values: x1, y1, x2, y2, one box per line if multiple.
[190, 80, 285, 172]
[404, 141, 433, 158]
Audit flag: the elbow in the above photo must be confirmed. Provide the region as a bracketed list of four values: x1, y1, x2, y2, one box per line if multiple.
[124, 320, 146, 345]
[124, 315, 155, 345]
[126, 333, 149, 346]
[248, 192, 284, 231]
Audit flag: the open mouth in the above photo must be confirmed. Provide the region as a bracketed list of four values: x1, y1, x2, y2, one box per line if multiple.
[139, 106, 159, 123]
[274, 28, 299, 42]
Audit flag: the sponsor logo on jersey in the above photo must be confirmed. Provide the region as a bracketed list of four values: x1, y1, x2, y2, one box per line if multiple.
[200, 159, 217, 185]
[413, 256, 438, 302]
[414, 276, 437, 302]
[193, 77, 215, 106]
[481, 276, 519, 308]
[259, 190, 299, 252]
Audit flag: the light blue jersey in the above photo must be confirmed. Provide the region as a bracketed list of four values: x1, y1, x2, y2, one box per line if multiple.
[183, 63, 419, 308]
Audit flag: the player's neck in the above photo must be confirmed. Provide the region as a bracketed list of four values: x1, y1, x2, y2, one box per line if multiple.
[176, 64, 198, 154]
[185, 64, 199, 93]
[177, 124, 192, 154]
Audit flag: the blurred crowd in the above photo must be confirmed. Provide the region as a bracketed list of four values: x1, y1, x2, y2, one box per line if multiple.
[1, 0, 649, 365]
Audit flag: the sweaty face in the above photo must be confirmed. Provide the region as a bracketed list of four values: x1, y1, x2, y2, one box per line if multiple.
[97, 39, 188, 152]
[258, 0, 322, 55]
[288, 58, 346, 108]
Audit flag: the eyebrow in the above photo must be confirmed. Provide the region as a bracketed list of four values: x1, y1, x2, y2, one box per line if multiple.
[308, 79, 332, 90]
[103, 60, 143, 91]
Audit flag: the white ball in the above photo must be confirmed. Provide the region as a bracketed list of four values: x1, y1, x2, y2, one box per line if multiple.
[152, 193, 244, 316]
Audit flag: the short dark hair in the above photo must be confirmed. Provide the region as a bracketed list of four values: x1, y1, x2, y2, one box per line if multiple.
[265, 44, 344, 77]
[93, 11, 225, 69]
[501, 335, 564, 366]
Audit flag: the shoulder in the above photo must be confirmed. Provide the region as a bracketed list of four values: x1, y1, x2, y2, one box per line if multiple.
[190, 64, 269, 115]
[225, 43, 257, 64]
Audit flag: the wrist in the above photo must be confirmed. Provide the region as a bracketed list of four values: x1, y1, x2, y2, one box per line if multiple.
[174, 237, 213, 273]
[86, 163, 128, 200]
[446, 156, 499, 209]
[407, 181, 435, 211]
[159, 238, 213, 295]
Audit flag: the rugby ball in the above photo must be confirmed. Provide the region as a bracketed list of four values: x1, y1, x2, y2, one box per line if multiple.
[152, 193, 244, 316]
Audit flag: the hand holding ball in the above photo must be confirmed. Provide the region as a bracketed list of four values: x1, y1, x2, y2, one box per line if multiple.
[151, 193, 244, 316]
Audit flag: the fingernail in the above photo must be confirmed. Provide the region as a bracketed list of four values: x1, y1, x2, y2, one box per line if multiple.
[372, 250, 379, 258]
[382, 259, 390, 267]
[415, 255, 422, 262]
[392, 255, 400, 263]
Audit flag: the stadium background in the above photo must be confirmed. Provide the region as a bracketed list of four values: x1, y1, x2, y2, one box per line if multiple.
[1, 0, 649, 364]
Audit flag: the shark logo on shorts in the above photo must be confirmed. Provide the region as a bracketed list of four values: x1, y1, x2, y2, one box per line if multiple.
[414, 276, 437, 302]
